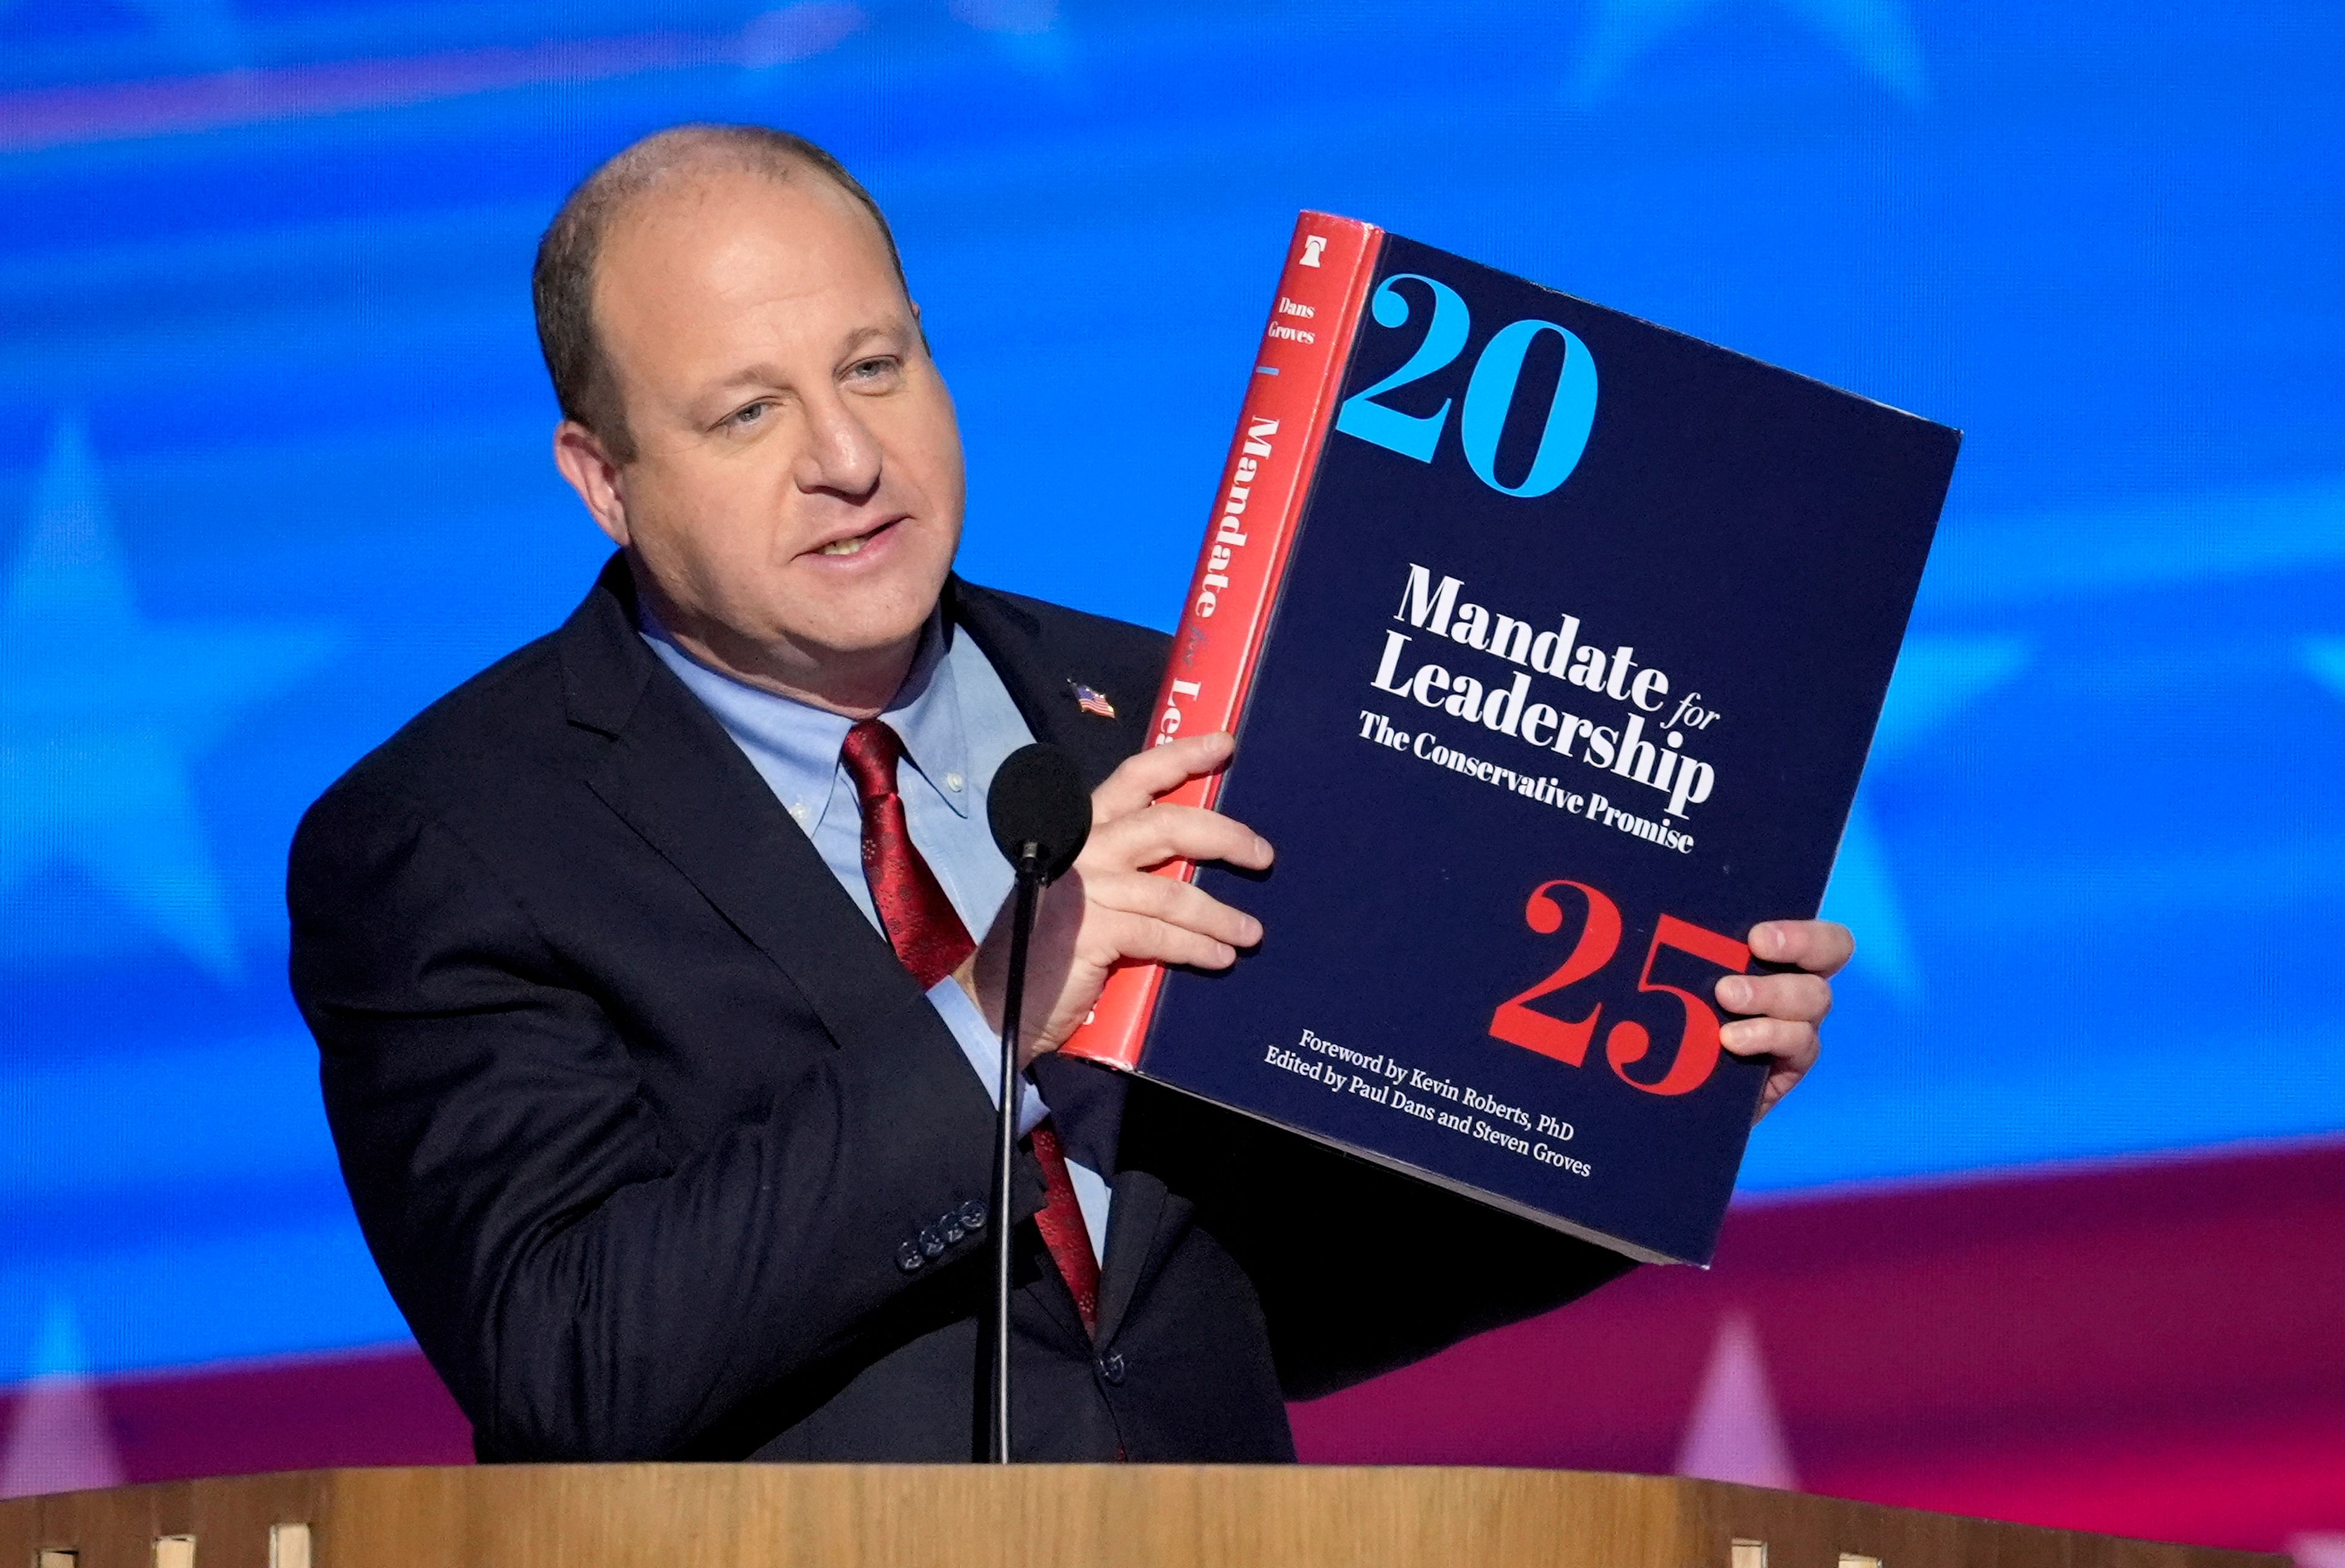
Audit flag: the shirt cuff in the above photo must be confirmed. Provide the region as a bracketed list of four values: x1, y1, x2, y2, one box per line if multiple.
[926, 975, 1049, 1138]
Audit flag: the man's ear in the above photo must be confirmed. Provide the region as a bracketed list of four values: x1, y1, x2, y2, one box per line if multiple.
[553, 420, 630, 546]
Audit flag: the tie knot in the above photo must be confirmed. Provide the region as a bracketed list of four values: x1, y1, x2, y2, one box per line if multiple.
[840, 718, 906, 808]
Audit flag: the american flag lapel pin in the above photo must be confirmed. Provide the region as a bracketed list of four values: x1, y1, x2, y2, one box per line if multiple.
[1069, 681, 1117, 720]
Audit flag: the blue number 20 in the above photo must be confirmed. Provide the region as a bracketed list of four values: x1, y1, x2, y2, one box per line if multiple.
[1334, 274, 1599, 501]
[1333, 274, 1467, 462]
[1460, 319, 1599, 498]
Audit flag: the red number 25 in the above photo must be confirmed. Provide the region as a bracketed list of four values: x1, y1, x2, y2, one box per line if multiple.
[1486, 880, 1752, 1097]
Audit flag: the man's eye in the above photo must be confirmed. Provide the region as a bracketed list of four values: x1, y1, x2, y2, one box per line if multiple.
[847, 357, 899, 383]
[727, 402, 769, 427]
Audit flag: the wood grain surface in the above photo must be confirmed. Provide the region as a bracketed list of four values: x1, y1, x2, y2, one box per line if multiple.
[0, 1465, 2293, 1568]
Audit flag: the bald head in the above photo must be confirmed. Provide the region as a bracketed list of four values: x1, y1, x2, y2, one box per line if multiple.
[533, 125, 907, 462]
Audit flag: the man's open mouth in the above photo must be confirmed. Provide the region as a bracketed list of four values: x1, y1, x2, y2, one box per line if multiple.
[813, 518, 899, 557]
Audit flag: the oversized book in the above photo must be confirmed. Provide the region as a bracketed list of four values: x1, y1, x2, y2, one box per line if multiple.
[1061, 213, 1960, 1265]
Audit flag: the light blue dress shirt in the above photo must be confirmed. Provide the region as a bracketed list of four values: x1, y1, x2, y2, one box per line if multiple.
[641, 608, 1111, 1263]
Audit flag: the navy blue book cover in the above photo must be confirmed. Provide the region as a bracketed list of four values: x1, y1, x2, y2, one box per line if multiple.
[1128, 227, 1958, 1265]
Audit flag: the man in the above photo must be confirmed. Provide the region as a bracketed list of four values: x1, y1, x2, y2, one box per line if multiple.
[288, 125, 1850, 1463]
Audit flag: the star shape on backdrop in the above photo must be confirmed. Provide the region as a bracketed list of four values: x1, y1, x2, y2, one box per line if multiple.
[1674, 1312, 1796, 1490]
[735, 2, 1066, 74]
[1819, 635, 2030, 1002]
[737, 3, 868, 70]
[2303, 637, 2345, 700]
[0, 1299, 122, 1501]
[0, 417, 335, 981]
[947, 0, 1071, 71]
[0, 0, 246, 73]
[1568, 0, 1927, 107]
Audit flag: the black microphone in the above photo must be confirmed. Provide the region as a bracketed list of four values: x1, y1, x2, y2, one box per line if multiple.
[980, 742, 1092, 1463]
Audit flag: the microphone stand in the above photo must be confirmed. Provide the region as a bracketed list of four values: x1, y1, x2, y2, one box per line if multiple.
[977, 739, 1089, 1466]
[987, 842, 1044, 1464]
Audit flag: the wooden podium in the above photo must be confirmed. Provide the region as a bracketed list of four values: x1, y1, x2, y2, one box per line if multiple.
[0, 1467, 2286, 1568]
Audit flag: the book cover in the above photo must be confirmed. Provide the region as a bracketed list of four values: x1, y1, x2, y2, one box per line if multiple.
[1061, 212, 1960, 1265]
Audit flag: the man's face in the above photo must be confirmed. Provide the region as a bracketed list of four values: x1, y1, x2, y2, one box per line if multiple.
[577, 167, 963, 689]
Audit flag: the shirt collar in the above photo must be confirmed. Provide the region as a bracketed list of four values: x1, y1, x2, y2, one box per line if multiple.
[638, 603, 973, 835]
[876, 611, 974, 824]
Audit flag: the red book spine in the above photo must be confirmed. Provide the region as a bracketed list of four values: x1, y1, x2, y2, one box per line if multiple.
[1061, 211, 1385, 1071]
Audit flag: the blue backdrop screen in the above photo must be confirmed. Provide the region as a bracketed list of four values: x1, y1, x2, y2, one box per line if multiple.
[1, 0, 2341, 1385]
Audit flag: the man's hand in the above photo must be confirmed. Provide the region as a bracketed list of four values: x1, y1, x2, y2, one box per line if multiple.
[967, 731, 1271, 1067]
[1715, 919, 1853, 1122]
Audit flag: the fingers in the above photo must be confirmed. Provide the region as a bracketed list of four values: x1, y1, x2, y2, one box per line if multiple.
[1718, 1015, 1820, 1069]
[1092, 730, 1237, 821]
[1087, 869, 1263, 951]
[1721, 923, 1844, 1123]
[1051, 871, 1264, 982]
[1715, 970, 1833, 1026]
[1750, 918, 1854, 978]
[1088, 908, 1245, 973]
[1753, 1065, 1805, 1125]
[1723, 1017, 1819, 1127]
[1720, 949, 1832, 1124]
[1087, 801, 1274, 874]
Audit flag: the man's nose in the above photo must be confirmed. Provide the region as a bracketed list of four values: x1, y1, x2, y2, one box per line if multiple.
[793, 389, 883, 499]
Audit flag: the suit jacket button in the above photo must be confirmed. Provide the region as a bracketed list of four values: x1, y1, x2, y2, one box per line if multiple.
[919, 1226, 947, 1259]
[1098, 1351, 1127, 1386]
[941, 1216, 967, 1245]
[897, 1241, 925, 1273]
[959, 1199, 988, 1230]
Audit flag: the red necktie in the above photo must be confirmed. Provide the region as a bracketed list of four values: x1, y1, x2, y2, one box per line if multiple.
[840, 720, 1103, 1335]
[1028, 1122, 1099, 1337]
[840, 719, 973, 990]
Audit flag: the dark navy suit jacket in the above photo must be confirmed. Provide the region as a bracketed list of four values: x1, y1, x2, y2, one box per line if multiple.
[286, 556, 1631, 1462]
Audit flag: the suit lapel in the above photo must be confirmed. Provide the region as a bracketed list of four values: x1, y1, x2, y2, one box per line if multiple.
[954, 578, 1188, 1345]
[950, 579, 1157, 791]
[558, 558, 993, 1096]
[1090, 1168, 1170, 1346]
[562, 561, 1174, 1347]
